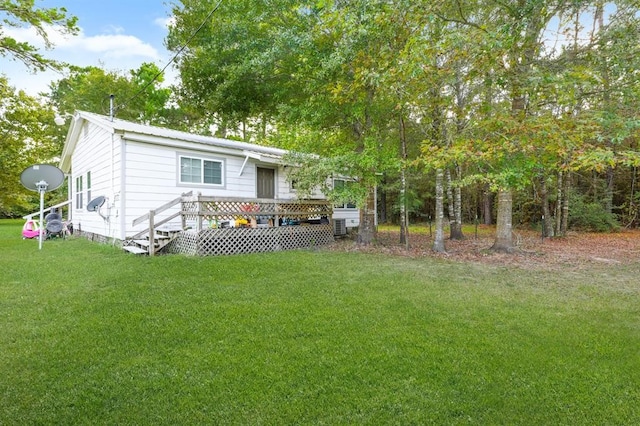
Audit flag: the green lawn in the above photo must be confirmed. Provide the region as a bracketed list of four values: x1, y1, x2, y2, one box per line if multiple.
[1, 219, 639, 424]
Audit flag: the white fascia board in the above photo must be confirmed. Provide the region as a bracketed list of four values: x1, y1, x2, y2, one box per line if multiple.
[120, 132, 253, 158]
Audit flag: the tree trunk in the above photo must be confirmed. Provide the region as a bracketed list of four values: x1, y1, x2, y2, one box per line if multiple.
[628, 166, 638, 227]
[399, 115, 409, 249]
[447, 168, 465, 240]
[399, 168, 409, 248]
[605, 166, 614, 215]
[378, 175, 387, 224]
[555, 171, 563, 236]
[560, 172, 571, 236]
[483, 184, 493, 225]
[357, 185, 376, 245]
[432, 169, 446, 252]
[540, 175, 554, 237]
[490, 189, 515, 252]
[446, 168, 455, 229]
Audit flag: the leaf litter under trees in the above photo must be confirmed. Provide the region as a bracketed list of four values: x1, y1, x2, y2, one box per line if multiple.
[328, 228, 640, 271]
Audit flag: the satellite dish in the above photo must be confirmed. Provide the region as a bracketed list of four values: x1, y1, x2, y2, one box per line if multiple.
[20, 164, 65, 192]
[87, 196, 106, 212]
[19, 164, 66, 251]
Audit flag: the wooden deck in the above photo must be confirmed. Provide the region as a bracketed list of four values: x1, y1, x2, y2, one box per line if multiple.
[165, 224, 333, 256]
[125, 195, 335, 256]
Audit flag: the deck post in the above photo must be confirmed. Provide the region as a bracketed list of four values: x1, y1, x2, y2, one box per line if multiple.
[181, 199, 187, 230]
[148, 210, 155, 256]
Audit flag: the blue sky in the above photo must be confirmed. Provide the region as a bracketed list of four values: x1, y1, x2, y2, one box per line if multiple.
[2, 0, 176, 96]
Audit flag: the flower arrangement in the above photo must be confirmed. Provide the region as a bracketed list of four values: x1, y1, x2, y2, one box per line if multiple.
[239, 203, 260, 213]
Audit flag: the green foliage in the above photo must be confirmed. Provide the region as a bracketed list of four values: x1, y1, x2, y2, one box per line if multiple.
[0, 0, 78, 71]
[0, 77, 66, 217]
[167, 0, 303, 135]
[569, 192, 620, 232]
[1, 219, 640, 423]
[165, 0, 640, 233]
[283, 150, 380, 208]
[48, 63, 181, 127]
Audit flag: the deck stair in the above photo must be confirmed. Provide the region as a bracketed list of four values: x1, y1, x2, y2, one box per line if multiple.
[123, 226, 183, 255]
[122, 192, 192, 255]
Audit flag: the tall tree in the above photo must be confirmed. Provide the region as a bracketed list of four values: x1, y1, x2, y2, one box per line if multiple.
[169, 0, 428, 244]
[49, 63, 180, 128]
[432, 0, 598, 251]
[0, 77, 65, 216]
[167, 0, 299, 139]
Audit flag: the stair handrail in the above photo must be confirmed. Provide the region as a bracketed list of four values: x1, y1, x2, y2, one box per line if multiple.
[128, 191, 192, 256]
[132, 191, 192, 227]
[22, 199, 72, 220]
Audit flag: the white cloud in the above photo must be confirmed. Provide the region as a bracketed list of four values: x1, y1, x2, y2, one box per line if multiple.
[2, 23, 165, 95]
[75, 33, 159, 59]
[154, 16, 175, 30]
[5, 24, 159, 60]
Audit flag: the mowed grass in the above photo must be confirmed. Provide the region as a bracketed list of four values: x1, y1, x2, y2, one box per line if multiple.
[1, 219, 639, 424]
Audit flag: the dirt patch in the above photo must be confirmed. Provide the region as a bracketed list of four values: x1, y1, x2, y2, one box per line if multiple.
[328, 227, 640, 270]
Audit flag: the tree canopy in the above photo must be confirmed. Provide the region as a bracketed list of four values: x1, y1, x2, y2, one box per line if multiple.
[48, 63, 182, 128]
[166, 0, 640, 245]
[3, 0, 640, 238]
[0, 77, 65, 216]
[0, 0, 78, 71]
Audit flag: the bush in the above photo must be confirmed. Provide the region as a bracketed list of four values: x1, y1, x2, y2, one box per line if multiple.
[569, 193, 620, 232]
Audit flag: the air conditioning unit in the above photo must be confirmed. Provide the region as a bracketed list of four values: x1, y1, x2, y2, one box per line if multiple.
[333, 218, 346, 236]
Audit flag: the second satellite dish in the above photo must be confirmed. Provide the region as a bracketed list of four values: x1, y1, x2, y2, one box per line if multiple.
[87, 196, 106, 212]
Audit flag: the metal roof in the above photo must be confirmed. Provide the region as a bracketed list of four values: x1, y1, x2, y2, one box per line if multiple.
[59, 111, 288, 172]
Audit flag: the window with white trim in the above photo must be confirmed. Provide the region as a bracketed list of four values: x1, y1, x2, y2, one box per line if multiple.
[333, 179, 356, 209]
[75, 176, 83, 210]
[179, 155, 224, 186]
[86, 171, 91, 209]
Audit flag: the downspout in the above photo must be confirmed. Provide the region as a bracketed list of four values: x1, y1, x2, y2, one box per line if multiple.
[119, 134, 127, 241]
[109, 132, 116, 243]
[67, 174, 73, 223]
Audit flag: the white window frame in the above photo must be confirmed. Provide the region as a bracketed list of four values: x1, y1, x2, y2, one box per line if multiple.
[333, 178, 357, 209]
[86, 171, 91, 209]
[178, 154, 225, 187]
[75, 176, 83, 211]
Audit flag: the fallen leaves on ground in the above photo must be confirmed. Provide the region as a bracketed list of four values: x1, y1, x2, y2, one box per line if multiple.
[328, 227, 640, 270]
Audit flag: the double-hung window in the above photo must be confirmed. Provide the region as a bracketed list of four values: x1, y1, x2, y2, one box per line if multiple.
[86, 171, 91, 208]
[333, 179, 356, 209]
[75, 176, 83, 210]
[179, 155, 224, 186]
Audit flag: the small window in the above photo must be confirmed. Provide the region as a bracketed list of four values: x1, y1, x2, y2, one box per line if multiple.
[179, 156, 223, 186]
[86, 171, 91, 209]
[333, 179, 356, 209]
[75, 176, 83, 210]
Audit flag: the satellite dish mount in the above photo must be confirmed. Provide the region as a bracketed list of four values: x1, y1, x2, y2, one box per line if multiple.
[87, 195, 108, 220]
[20, 164, 65, 250]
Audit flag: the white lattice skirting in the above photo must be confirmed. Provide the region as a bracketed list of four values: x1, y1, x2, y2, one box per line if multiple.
[165, 224, 334, 256]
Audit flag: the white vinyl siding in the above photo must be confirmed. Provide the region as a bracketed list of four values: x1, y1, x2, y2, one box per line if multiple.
[69, 123, 122, 238]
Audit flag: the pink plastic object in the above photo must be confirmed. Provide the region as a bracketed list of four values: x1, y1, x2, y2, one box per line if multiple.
[22, 219, 41, 239]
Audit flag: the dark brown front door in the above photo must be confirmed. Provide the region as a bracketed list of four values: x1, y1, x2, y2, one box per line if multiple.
[257, 167, 275, 199]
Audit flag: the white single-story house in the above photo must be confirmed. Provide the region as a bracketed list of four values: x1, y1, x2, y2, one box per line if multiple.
[58, 111, 359, 252]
